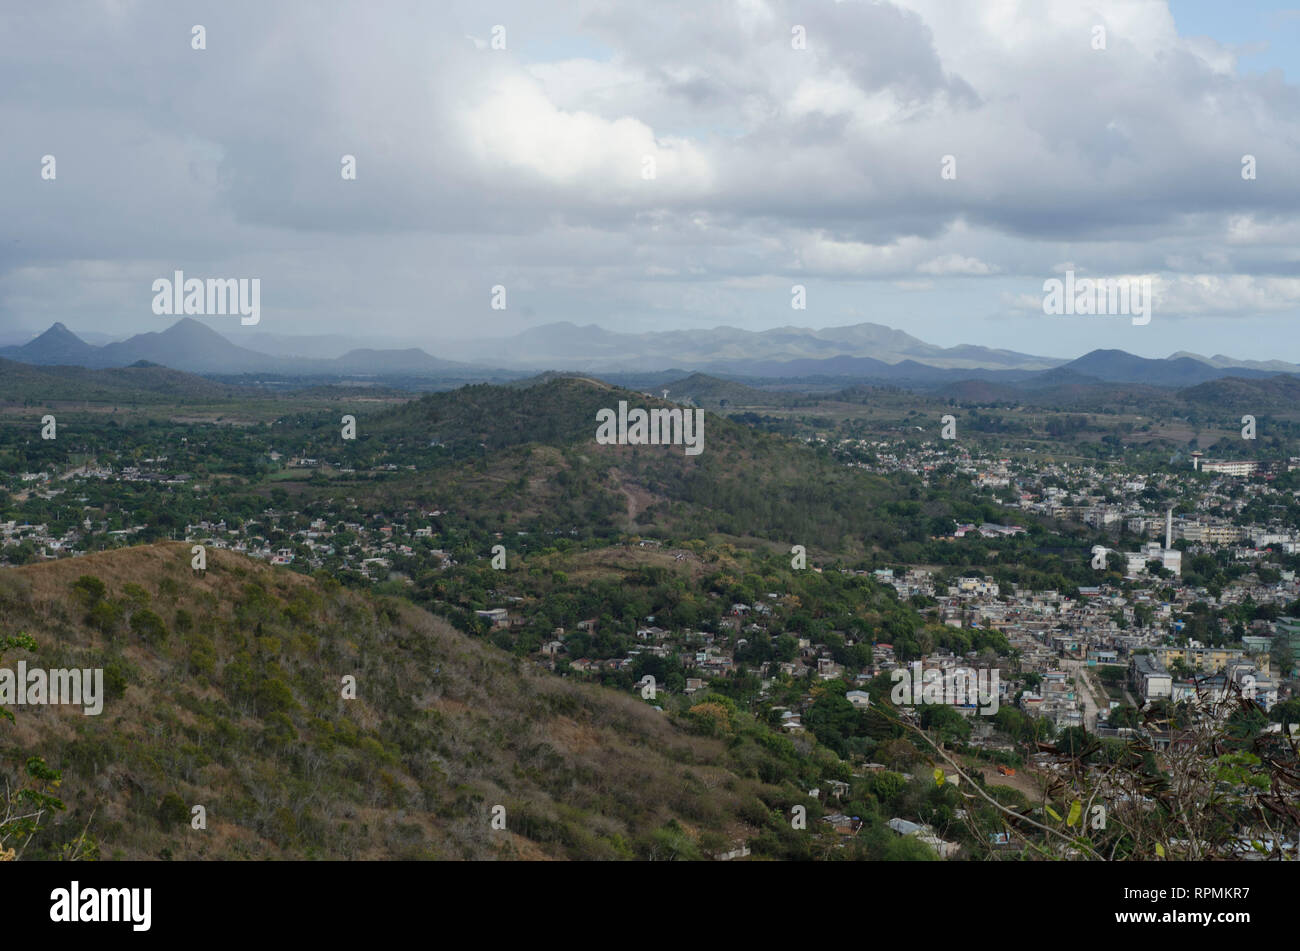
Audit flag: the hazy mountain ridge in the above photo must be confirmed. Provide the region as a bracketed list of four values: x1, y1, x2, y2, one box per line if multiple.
[462, 320, 1064, 372]
[5, 320, 1300, 391]
[0, 320, 481, 377]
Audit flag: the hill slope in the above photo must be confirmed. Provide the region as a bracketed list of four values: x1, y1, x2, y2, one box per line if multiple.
[350, 376, 929, 552]
[1059, 349, 1275, 387]
[0, 544, 798, 860]
[1180, 374, 1300, 412]
[0, 323, 101, 365]
[0, 356, 245, 403]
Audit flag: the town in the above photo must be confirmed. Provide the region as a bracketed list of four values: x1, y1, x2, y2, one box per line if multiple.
[5, 408, 1297, 859]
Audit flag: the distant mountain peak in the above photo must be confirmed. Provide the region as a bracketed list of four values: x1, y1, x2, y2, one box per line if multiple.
[163, 317, 226, 336]
[38, 321, 82, 339]
[0, 321, 97, 365]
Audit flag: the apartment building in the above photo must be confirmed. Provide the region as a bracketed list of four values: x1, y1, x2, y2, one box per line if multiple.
[1130, 654, 1173, 703]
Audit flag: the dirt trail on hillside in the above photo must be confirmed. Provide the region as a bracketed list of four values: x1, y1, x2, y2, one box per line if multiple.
[977, 765, 1047, 800]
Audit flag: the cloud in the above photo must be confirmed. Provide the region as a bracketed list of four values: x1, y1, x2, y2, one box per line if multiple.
[1007, 273, 1300, 319]
[918, 254, 997, 276]
[0, 0, 1296, 354]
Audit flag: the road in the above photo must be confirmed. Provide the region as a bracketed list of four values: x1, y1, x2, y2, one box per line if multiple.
[1064, 658, 1108, 730]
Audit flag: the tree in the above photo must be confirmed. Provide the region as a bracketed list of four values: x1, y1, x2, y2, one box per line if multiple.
[1054, 726, 1095, 759]
[878, 738, 921, 771]
[919, 704, 971, 744]
[1272, 639, 1296, 678]
[130, 608, 168, 644]
[157, 793, 190, 829]
[806, 692, 861, 754]
[880, 833, 940, 861]
[1270, 699, 1300, 729]
[867, 770, 907, 805]
[773, 634, 798, 662]
[86, 600, 123, 635]
[0, 632, 90, 861]
[0, 756, 65, 861]
[71, 575, 107, 607]
[1109, 705, 1140, 729]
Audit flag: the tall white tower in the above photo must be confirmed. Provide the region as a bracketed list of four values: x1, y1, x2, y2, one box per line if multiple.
[1166, 508, 1173, 550]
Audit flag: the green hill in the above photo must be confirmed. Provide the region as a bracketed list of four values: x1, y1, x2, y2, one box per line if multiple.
[1180, 374, 1300, 413]
[328, 376, 943, 554]
[659, 373, 794, 409]
[0, 357, 244, 404]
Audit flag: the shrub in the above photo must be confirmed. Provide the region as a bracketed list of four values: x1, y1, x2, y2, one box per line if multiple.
[72, 575, 107, 607]
[101, 658, 132, 699]
[685, 701, 732, 737]
[253, 677, 298, 716]
[0, 573, 33, 612]
[641, 820, 703, 861]
[122, 582, 151, 607]
[86, 600, 123, 636]
[130, 608, 168, 644]
[262, 711, 298, 746]
[187, 634, 216, 677]
[157, 793, 189, 829]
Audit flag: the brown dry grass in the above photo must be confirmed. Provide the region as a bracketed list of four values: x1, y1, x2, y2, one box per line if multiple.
[1, 542, 766, 861]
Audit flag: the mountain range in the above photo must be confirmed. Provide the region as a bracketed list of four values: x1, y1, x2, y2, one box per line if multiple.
[0, 320, 482, 377]
[446, 320, 1064, 372]
[4, 318, 1300, 390]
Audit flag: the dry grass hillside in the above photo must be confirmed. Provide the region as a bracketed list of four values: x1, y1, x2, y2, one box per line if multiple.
[0, 543, 781, 860]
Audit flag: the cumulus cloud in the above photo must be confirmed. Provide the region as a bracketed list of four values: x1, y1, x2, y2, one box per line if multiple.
[0, 0, 1296, 356]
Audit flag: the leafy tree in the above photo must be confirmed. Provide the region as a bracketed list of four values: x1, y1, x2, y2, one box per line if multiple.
[157, 793, 189, 829]
[0, 633, 79, 861]
[806, 691, 861, 754]
[919, 704, 971, 744]
[71, 574, 107, 607]
[130, 608, 168, 644]
[1109, 705, 1141, 729]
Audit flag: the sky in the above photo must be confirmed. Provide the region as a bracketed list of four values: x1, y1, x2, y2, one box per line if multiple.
[1, 0, 1298, 362]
